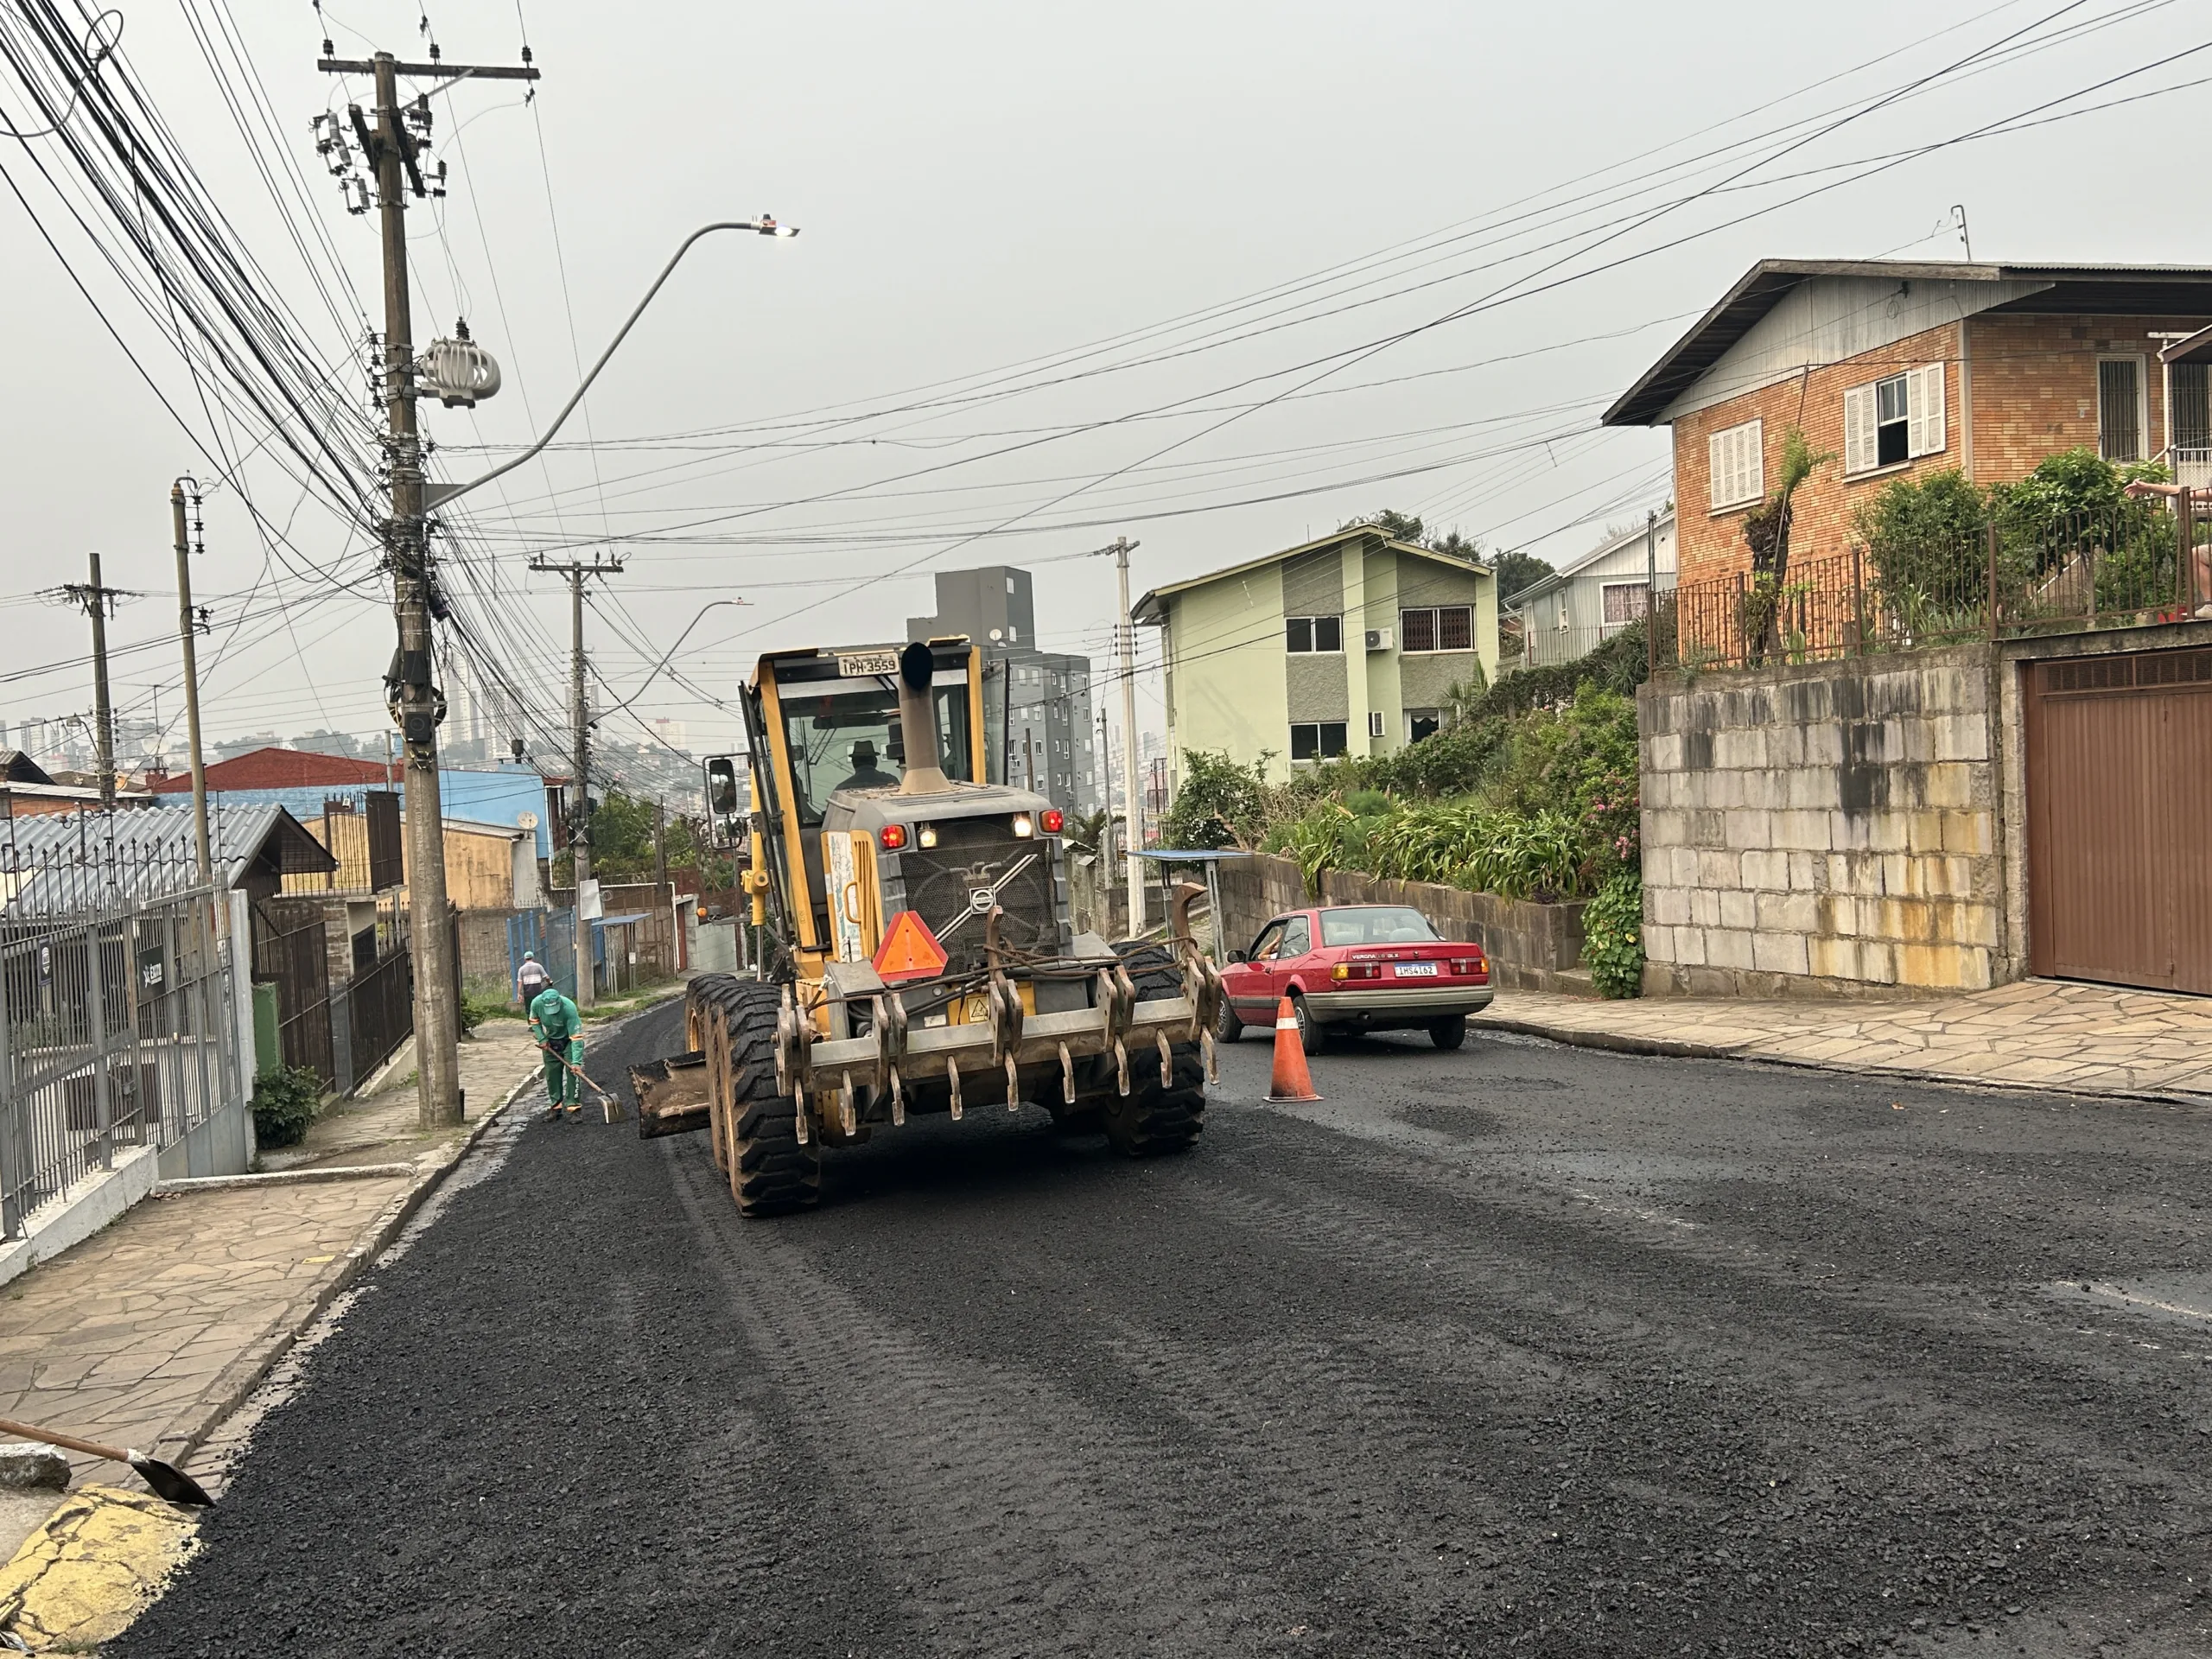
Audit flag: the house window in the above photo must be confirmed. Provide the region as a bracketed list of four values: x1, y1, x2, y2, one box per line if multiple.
[1601, 582, 1649, 630]
[1399, 606, 1472, 652]
[2100, 357, 2146, 462]
[1406, 708, 1440, 744]
[2174, 361, 2212, 452]
[1285, 615, 1343, 653]
[1843, 365, 1944, 475]
[1288, 721, 1348, 761]
[1708, 417, 1764, 511]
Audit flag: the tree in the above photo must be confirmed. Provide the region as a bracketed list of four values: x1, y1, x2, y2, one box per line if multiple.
[1342, 509, 1483, 563]
[1853, 467, 1989, 608]
[1740, 426, 1832, 661]
[1159, 749, 1273, 850]
[1487, 550, 1555, 606]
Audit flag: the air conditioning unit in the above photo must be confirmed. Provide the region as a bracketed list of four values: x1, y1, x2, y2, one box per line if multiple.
[1367, 710, 1385, 739]
[1363, 626, 1392, 652]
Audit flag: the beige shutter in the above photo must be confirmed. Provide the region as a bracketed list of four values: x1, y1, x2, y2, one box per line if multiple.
[1844, 383, 1876, 474]
[1742, 418, 1762, 504]
[1708, 429, 1729, 512]
[1908, 364, 1946, 457]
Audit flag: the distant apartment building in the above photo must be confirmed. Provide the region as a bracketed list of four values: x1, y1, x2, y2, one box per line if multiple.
[907, 566, 1101, 815]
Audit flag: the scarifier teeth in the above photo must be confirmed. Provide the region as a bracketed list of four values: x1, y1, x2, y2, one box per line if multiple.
[1201, 1028, 1218, 1084]
[1114, 1039, 1129, 1096]
[840, 1071, 856, 1137]
[794, 1087, 810, 1145]
[1006, 1054, 1020, 1110]
[891, 1068, 905, 1126]
[948, 1056, 963, 1121]
[1059, 1041, 1075, 1103]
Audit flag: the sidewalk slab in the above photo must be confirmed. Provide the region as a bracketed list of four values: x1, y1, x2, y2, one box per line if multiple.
[1472, 977, 2212, 1103]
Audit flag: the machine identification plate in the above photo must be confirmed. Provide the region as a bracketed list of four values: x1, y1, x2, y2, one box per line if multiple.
[837, 650, 900, 677]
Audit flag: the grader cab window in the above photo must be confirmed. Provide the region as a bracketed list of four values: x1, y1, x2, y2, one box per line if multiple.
[779, 682, 974, 826]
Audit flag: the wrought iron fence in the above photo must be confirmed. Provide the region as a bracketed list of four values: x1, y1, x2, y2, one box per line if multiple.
[0, 885, 244, 1236]
[251, 900, 334, 1086]
[1657, 498, 2211, 672]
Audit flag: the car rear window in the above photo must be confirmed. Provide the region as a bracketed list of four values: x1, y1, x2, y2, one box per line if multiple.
[1320, 907, 1439, 946]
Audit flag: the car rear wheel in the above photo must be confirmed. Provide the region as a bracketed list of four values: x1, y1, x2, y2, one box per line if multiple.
[1214, 997, 1244, 1044]
[1291, 993, 1326, 1055]
[1428, 1016, 1467, 1051]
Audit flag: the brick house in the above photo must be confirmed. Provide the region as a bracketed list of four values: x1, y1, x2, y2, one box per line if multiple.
[1604, 259, 2212, 587]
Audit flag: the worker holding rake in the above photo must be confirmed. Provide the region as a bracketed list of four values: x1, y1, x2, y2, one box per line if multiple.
[528, 982, 586, 1119]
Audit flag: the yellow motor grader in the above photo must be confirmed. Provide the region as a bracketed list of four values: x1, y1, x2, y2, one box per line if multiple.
[632, 637, 1221, 1217]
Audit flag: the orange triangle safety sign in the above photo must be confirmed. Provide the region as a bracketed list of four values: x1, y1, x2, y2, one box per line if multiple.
[873, 909, 949, 983]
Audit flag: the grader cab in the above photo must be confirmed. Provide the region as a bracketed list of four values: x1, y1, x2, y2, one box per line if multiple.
[634, 637, 1220, 1216]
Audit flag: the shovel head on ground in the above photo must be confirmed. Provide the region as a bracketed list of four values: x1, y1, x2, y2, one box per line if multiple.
[0, 1414, 214, 1507]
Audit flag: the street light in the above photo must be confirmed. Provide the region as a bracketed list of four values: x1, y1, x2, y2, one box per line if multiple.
[423, 215, 798, 512]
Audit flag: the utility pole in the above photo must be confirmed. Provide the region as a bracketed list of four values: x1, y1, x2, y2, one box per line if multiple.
[58, 555, 130, 809]
[1111, 536, 1145, 936]
[321, 45, 537, 1129]
[531, 553, 625, 1007]
[171, 483, 213, 883]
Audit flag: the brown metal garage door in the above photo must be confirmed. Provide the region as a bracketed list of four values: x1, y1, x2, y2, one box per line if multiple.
[2025, 646, 2212, 994]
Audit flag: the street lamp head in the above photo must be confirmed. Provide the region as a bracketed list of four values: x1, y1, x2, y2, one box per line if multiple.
[754, 213, 798, 238]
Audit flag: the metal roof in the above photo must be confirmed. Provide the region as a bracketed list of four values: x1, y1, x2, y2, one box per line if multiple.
[0, 804, 334, 914]
[1605, 258, 2212, 427]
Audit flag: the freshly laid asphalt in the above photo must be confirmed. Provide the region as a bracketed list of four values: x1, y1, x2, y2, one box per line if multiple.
[116, 1000, 2212, 1657]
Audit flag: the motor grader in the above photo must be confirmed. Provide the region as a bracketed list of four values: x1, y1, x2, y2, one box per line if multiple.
[632, 636, 1221, 1217]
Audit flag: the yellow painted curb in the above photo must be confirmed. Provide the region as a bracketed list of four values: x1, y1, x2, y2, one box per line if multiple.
[0, 1485, 199, 1651]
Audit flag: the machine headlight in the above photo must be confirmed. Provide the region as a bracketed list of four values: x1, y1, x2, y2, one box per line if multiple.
[918, 823, 938, 849]
[1011, 813, 1034, 838]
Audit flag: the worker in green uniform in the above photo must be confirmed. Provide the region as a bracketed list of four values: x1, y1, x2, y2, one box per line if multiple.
[528, 982, 585, 1119]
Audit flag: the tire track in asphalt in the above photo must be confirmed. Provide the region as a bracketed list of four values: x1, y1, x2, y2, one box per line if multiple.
[666, 1138, 1298, 1658]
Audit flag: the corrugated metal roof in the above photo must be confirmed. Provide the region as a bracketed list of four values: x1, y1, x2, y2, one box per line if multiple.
[0, 804, 334, 914]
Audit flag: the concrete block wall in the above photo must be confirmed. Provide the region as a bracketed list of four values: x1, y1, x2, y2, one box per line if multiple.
[1638, 644, 2008, 996]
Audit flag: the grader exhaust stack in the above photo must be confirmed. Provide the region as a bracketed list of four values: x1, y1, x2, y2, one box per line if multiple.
[894, 640, 952, 797]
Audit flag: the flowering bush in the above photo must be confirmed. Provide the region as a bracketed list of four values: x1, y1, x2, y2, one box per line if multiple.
[1581, 871, 1646, 999]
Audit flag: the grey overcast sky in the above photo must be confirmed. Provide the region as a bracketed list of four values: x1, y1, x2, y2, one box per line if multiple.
[3, 0, 2206, 780]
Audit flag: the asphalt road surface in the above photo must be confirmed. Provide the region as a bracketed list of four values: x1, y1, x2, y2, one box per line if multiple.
[118, 999, 2212, 1657]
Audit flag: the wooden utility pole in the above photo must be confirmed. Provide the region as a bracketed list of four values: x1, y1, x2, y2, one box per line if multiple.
[531, 553, 625, 1007]
[58, 554, 128, 808]
[320, 46, 536, 1127]
[170, 483, 213, 883]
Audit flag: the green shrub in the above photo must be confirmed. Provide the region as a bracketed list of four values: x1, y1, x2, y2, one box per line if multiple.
[1581, 871, 1646, 999]
[1159, 748, 1274, 850]
[251, 1065, 322, 1148]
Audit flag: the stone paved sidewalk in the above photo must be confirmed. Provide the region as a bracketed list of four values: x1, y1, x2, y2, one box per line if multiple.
[0, 1019, 541, 1552]
[1472, 976, 2212, 1102]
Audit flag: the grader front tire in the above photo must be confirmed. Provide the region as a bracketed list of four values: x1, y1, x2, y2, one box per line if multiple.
[709, 980, 820, 1218]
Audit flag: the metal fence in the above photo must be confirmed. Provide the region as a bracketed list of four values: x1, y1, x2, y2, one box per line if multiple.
[251, 900, 334, 1086]
[1658, 499, 2209, 672]
[0, 885, 244, 1236]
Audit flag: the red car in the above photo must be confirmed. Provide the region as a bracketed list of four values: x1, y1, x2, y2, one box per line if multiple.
[1217, 904, 1494, 1052]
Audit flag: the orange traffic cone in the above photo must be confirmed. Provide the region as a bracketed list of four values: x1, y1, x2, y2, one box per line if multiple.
[1268, 996, 1321, 1103]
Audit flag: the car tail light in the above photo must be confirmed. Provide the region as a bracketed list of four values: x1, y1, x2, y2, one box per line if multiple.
[879, 824, 907, 851]
[1040, 809, 1064, 834]
[1332, 962, 1382, 981]
[1450, 957, 1482, 975]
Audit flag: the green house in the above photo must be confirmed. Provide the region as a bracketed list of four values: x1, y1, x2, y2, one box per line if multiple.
[1132, 523, 1497, 787]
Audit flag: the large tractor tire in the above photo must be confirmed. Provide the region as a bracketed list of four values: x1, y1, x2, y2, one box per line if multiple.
[697, 976, 819, 1217]
[1103, 943, 1206, 1157]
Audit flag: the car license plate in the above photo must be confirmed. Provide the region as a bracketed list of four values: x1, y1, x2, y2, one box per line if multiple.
[1395, 962, 1440, 977]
